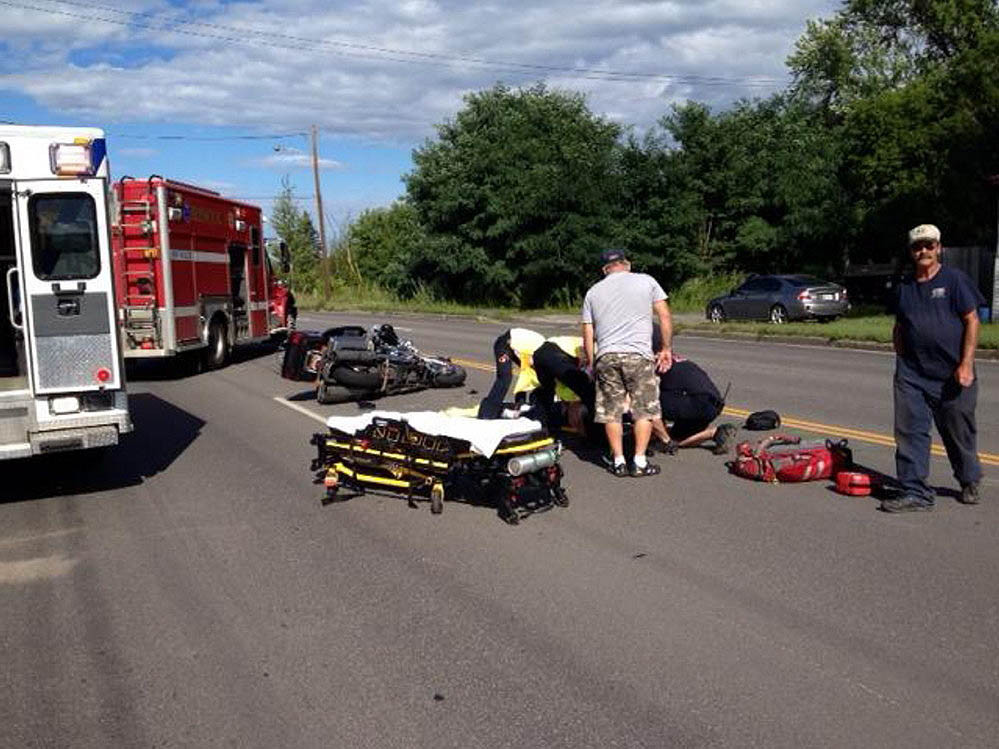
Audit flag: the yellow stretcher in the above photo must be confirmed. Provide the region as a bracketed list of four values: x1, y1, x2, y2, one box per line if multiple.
[310, 412, 568, 524]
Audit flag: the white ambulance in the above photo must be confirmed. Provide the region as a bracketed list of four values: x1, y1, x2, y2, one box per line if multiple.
[1, 125, 131, 459]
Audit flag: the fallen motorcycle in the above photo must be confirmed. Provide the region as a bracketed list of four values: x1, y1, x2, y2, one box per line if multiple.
[281, 323, 467, 404]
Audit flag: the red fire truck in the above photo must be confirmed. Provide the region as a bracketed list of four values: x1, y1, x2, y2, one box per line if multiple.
[112, 176, 295, 368]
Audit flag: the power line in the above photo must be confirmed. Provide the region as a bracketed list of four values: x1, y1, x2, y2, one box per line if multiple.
[1, 0, 783, 88]
[109, 132, 307, 141]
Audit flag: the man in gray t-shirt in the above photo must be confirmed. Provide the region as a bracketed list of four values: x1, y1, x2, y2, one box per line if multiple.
[582, 248, 672, 477]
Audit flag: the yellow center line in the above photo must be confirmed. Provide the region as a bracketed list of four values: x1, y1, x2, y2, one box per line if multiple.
[454, 355, 999, 467]
[452, 357, 493, 373]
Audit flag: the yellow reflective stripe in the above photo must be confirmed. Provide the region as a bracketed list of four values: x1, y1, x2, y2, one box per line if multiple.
[513, 361, 539, 393]
[335, 462, 414, 488]
[547, 335, 583, 357]
[327, 441, 448, 468]
[555, 380, 580, 402]
[495, 437, 555, 454]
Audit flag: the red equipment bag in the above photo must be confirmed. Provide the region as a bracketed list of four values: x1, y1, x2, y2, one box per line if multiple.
[730, 435, 852, 483]
[835, 471, 872, 496]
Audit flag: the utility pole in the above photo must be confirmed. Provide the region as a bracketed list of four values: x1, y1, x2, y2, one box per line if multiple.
[310, 124, 328, 257]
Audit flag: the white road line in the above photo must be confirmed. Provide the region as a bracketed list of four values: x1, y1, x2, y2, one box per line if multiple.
[272, 396, 327, 425]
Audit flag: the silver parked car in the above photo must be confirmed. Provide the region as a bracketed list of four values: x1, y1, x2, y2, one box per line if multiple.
[706, 274, 850, 324]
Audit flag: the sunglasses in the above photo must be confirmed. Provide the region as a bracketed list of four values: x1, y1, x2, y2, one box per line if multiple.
[910, 240, 938, 251]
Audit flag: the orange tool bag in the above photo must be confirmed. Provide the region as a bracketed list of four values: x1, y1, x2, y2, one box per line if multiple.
[730, 435, 853, 483]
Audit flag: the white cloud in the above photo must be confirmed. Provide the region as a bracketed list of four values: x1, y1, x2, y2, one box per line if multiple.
[252, 147, 343, 171]
[0, 0, 842, 141]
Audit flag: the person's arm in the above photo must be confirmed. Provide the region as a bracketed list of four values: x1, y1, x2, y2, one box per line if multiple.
[653, 298, 672, 372]
[582, 322, 595, 370]
[892, 322, 904, 357]
[955, 310, 979, 386]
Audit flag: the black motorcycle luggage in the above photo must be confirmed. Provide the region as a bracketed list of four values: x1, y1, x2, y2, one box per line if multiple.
[281, 330, 324, 381]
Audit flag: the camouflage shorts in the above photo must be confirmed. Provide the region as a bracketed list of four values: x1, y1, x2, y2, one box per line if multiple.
[593, 353, 661, 423]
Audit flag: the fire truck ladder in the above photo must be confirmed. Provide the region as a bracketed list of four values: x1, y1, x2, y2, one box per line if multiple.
[118, 197, 161, 348]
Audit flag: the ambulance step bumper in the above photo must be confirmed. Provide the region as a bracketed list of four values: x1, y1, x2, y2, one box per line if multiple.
[30, 425, 120, 454]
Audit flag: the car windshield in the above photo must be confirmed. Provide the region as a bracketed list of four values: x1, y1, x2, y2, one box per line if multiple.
[786, 275, 828, 287]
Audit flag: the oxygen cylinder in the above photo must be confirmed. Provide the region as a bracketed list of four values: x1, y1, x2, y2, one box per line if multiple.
[507, 449, 559, 477]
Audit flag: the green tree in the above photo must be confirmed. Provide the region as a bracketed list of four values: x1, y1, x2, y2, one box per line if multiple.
[346, 202, 428, 296]
[404, 83, 622, 306]
[788, 0, 999, 253]
[271, 178, 320, 292]
[646, 97, 846, 275]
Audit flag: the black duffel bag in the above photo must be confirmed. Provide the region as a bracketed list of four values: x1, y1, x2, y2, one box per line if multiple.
[744, 409, 781, 431]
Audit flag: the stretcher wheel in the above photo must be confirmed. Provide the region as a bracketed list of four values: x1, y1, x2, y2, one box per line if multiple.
[500, 496, 520, 525]
[553, 486, 569, 507]
[430, 483, 445, 514]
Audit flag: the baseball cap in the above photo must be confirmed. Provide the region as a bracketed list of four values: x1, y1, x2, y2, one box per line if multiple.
[908, 224, 941, 246]
[600, 248, 628, 265]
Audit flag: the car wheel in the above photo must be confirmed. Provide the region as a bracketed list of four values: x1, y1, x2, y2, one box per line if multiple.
[769, 304, 788, 325]
[708, 304, 725, 324]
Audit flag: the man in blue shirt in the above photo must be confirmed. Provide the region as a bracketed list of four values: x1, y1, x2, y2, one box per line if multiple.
[882, 224, 985, 512]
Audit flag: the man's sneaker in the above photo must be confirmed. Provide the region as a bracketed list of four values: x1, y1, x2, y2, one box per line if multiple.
[630, 461, 661, 477]
[958, 482, 981, 505]
[880, 495, 934, 513]
[712, 423, 738, 455]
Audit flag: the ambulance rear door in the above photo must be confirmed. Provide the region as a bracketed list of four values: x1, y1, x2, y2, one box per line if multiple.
[13, 177, 123, 395]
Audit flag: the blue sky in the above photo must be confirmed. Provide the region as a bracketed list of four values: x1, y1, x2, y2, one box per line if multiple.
[1, 0, 840, 240]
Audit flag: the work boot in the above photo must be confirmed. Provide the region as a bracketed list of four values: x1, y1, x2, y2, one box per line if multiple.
[958, 481, 981, 505]
[712, 423, 738, 455]
[650, 439, 677, 457]
[880, 495, 934, 513]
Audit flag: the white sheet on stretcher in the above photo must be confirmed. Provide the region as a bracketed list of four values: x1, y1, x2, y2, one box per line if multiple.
[325, 411, 543, 457]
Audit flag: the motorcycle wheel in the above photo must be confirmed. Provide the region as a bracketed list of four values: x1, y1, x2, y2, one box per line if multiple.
[431, 364, 467, 388]
[330, 364, 382, 390]
[316, 381, 363, 404]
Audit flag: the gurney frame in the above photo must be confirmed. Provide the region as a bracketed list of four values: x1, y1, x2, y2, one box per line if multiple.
[310, 416, 568, 524]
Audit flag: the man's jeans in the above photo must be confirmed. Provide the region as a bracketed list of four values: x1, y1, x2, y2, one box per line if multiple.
[894, 360, 981, 503]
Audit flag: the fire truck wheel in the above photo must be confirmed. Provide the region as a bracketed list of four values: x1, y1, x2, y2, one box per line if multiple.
[205, 319, 230, 370]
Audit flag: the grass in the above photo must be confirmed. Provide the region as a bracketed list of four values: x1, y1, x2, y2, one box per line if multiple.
[667, 272, 746, 314]
[297, 278, 998, 350]
[677, 314, 999, 349]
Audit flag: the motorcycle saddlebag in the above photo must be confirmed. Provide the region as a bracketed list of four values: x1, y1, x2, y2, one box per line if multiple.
[730, 436, 852, 483]
[325, 326, 370, 352]
[281, 330, 325, 381]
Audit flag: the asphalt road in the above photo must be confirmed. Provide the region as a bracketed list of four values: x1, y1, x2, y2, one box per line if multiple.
[1, 311, 996, 748]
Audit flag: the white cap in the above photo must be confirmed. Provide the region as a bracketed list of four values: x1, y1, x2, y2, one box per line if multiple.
[908, 224, 941, 246]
